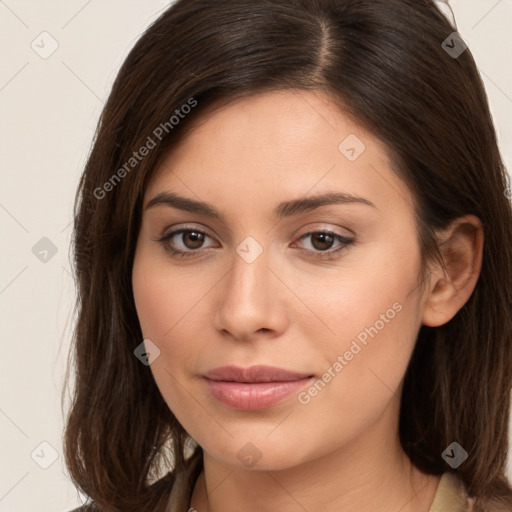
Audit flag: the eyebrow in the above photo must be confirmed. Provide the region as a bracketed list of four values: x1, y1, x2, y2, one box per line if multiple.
[145, 191, 376, 221]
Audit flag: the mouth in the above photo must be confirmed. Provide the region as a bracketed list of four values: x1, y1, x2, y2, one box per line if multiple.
[203, 364, 314, 383]
[202, 365, 315, 410]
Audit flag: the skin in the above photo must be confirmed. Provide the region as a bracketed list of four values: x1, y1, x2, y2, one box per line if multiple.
[132, 89, 483, 512]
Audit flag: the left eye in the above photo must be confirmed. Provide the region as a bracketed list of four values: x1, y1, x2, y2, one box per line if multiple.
[157, 228, 354, 260]
[295, 231, 352, 253]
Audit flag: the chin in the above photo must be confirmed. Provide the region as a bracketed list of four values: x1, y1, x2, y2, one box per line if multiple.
[200, 435, 314, 472]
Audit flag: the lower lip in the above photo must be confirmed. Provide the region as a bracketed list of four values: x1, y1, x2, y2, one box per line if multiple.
[203, 377, 314, 410]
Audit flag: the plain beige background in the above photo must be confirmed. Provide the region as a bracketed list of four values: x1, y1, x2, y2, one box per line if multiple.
[0, 1, 511, 510]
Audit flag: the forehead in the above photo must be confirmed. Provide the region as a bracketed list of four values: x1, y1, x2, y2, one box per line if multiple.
[146, 89, 412, 215]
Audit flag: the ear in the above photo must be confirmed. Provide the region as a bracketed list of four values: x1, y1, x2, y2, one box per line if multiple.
[421, 215, 484, 327]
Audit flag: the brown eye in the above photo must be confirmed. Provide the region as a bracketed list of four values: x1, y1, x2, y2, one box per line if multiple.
[157, 227, 354, 261]
[181, 231, 205, 249]
[309, 232, 336, 251]
[158, 228, 217, 258]
[294, 230, 355, 261]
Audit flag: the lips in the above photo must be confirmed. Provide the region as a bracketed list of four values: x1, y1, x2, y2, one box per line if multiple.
[203, 365, 313, 383]
[202, 365, 315, 410]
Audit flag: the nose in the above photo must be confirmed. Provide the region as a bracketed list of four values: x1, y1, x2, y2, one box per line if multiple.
[213, 243, 288, 341]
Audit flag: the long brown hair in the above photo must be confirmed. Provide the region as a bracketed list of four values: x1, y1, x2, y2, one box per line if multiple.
[63, 0, 512, 510]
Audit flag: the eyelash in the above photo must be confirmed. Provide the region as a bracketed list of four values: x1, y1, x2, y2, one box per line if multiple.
[156, 227, 355, 261]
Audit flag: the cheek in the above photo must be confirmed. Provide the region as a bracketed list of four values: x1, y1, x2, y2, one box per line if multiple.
[296, 241, 422, 408]
[132, 271, 173, 341]
[132, 249, 200, 341]
[132, 252, 202, 414]
[292, 293, 421, 458]
[132, 249, 216, 389]
[301, 239, 421, 353]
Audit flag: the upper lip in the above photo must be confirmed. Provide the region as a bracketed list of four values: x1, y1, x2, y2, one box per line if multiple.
[203, 365, 313, 383]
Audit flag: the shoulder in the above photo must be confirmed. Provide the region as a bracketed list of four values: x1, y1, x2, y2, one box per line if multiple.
[429, 472, 512, 512]
[67, 449, 202, 512]
[429, 472, 470, 512]
[67, 472, 176, 512]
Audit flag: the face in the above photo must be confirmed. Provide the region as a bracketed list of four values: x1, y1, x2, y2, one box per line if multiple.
[132, 89, 430, 471]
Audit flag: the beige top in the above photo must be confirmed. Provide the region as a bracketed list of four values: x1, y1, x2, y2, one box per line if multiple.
[165, 452, 471, 512]
[429, 472, 472, 512]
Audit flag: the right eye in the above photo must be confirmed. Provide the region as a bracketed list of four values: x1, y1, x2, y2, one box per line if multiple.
[157, 228, 218, 258]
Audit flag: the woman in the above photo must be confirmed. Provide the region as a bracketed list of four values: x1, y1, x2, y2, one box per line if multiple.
[64, 0, 512, 511]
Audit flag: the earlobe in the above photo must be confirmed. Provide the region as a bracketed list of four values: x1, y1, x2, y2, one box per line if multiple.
[421, 215, 484, 327]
